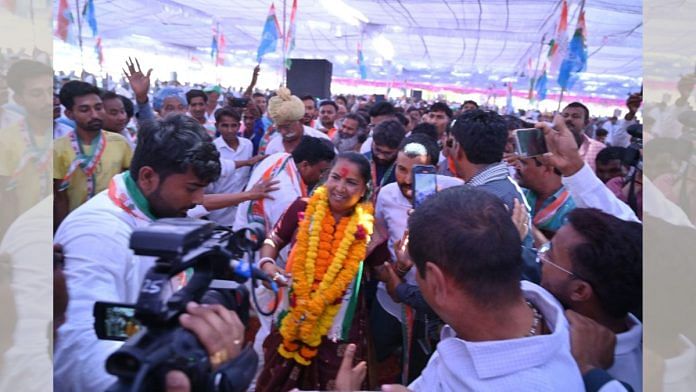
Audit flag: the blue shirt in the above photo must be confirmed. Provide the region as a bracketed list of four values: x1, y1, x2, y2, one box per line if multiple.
[524, 186, 576, 233]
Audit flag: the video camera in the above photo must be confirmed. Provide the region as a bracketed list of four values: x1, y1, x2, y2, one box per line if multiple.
[102, 218, 273, 392]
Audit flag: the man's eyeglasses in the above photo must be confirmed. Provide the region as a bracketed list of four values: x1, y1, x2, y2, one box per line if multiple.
[536, 242, 576, 277]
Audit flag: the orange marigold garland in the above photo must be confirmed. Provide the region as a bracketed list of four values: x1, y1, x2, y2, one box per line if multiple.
[278, 185, 374, 365]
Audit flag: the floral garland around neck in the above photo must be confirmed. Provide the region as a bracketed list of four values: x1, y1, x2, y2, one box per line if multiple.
[278, 185, 374, 366]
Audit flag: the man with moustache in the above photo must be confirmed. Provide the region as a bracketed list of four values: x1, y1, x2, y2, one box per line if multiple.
[561, 102, 605, 171]
[263, 88, 331, 155]
[53, 81, 132, 229]
[54, 114, 248, 391]
[316, 100, 339, 138]
[364, 119, 407, 199]
[332, 113, 366, 153]
[371, 133, 463, 382]
[300, 95, 318, 128]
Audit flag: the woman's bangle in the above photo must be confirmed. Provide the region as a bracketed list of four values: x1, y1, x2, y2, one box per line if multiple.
[258, 257, 275, 269]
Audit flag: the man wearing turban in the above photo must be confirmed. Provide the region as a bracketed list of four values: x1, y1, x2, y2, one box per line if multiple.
[262, 87, 332, 155]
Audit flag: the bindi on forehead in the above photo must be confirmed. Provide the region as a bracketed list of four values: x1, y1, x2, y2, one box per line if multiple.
[338, 167, 349, 178]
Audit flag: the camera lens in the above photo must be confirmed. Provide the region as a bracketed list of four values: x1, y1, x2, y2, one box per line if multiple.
[106, 352, 142, 378]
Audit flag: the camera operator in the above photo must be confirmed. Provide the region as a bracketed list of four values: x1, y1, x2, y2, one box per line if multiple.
[53, 115, 248, 391]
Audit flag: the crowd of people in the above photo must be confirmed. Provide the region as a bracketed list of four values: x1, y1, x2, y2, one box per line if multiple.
[0, 55, 648, 391]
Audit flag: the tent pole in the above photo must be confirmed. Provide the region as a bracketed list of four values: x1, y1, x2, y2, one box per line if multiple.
[75, 0, 84, 71]
[529, 33, 546, 102]
[282, 0, 287, 86]
[557, 88, 565, 112]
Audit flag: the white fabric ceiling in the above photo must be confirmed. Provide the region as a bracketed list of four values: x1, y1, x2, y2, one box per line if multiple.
[55, 0, 642, 97]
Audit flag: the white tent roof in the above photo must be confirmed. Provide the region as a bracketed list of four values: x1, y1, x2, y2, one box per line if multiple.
[56, 0, 642, 97]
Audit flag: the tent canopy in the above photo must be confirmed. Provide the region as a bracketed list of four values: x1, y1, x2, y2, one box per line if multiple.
[55, 0, 642, 97]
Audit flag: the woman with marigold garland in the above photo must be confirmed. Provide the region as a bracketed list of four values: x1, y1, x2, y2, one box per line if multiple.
[255, 151, 374, 391]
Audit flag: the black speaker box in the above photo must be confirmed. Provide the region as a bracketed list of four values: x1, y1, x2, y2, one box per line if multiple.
[287, 59, 333, 99]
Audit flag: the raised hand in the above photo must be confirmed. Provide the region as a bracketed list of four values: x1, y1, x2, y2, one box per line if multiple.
[123, 57, 152, 104]
[536, 115, 585, 177]
[393, 230, 413, 277]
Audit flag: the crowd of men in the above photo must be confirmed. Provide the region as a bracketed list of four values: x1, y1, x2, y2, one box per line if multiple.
[0, 57, 649, 391]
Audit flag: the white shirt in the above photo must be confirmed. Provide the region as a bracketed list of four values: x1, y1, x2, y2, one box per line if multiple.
[373, 176, 463, 321]
[117, 129, 136, 150]
[561, 163, 640, 223]
[359, 136, 373, 154]
[316, 121, 336, 134]
[54, 119, 74, 139]
[53, 181, 156, 392]
[233, 152, 303, 267]
[264, 125, 331, 155]
[408, 281, 584, 392]
[607, 313, 642, 392]
[606, 119, 636, 148]
[206, 137, 254, 226]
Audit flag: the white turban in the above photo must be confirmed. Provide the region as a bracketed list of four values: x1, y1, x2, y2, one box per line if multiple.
[267, 87, 305, 124]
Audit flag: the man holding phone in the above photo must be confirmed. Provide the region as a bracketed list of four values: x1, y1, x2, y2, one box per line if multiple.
[370, 133, 463, 382]
[446, 109, 539, 283]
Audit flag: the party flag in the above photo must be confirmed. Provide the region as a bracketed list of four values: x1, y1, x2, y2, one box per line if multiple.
[536, 64, 548, 100]
[547, 0, 568, 75]
[217, 32, 226, 66]
[357, 41, 367, 80]
[284, 0, 298, 69]
[257, 3, 281, 63]
[82, 0, 98, 37]
[211, 22, 219, 60]
[505, 82, 514, 114]
[95, 36, 104, 65]
[558, 9, 587, 90]
[55, 0, 76, 43]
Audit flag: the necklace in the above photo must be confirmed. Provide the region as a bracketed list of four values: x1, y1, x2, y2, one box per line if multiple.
[525, 300, 543, 337]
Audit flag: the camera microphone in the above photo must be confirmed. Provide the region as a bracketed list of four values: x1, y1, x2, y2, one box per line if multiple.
[229, 259, 278, 292]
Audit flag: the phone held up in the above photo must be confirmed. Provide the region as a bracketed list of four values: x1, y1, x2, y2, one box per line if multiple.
[411, 165, 438, 209]
[514, 128, 548, 158]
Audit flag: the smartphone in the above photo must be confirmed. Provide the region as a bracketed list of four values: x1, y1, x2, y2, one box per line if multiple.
[93, 301, 142, 341]
[229, 97, 250, 108]
[514, 128, 548, 158]
[412, 165, 438, 208]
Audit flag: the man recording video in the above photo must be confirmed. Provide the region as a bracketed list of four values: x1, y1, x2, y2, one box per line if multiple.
[53, 115, 250, 391]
